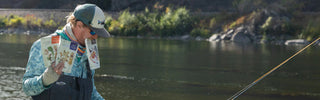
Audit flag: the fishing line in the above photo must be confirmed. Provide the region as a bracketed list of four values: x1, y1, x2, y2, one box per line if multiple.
[227, 37, 320, 100]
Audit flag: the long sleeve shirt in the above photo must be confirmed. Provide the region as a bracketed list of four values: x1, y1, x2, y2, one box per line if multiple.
[22, 31, 104, 100]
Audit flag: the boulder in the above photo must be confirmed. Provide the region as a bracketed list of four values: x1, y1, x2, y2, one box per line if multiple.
[221, 34, 232, 40]
[208, 34, 221, 41]
[214, 8, 293, 44]
[195, 36, 205, 41]
[221, 29, 234, 40]
[181, 34, 191, 40]
[231, 27, 251, 43]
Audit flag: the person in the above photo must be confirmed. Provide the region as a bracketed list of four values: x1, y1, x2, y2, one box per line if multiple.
[22, 4, 109, 100]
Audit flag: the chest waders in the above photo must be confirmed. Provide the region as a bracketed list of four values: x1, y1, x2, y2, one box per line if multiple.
[32, 61, 93, 100]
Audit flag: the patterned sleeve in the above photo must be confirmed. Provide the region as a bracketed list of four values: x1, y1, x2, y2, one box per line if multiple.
[22, 40, 49, 96]
[91, 70, 105, 100]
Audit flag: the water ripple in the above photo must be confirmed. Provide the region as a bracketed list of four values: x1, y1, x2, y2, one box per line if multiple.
[0, 66, 30, 99]
[95, 74, 135, 80]
[0, 66, 26, 71]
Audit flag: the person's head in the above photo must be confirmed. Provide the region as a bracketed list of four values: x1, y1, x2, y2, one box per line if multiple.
[66, 4, 110, 45]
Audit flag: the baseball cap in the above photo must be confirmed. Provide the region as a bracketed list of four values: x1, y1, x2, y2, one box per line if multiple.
[73, 4, 110, 37]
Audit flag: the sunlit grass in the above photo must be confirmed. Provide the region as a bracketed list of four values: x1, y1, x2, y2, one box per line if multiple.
[0, 14, 58, 30]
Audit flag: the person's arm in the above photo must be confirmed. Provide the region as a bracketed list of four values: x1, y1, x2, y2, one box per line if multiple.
[22, 40, 48, 96]
[91, 70, 105, 100]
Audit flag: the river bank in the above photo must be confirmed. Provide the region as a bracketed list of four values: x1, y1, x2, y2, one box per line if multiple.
[0, 9, 320, 45]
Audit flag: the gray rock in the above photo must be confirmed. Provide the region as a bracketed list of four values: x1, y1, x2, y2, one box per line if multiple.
[221, 34, 232, 40]
[220, 29, 234, 40]
[195, 36, 205, 41]
[285, 39, 309, 45]
[231, 33, 251, 43]
[226, 29, 234, 35]
[208, 34, 221, 41]
[181, 35, 191, 40]
[231, 27, 251, 43]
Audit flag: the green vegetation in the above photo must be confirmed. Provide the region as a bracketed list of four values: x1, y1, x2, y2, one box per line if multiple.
[105, 5, 236, 38]
[106, 6, 194, 37]
[0, 14, 58, 30]
[299, 20, 320, 41]
[190, 28, 210, 38]
[0, 1, 319, 40]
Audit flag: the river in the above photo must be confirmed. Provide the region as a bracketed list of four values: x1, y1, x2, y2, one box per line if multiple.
[0, 34, 320, 100]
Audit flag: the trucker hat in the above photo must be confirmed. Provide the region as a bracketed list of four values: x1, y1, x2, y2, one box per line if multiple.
[73, 4, 110, 37]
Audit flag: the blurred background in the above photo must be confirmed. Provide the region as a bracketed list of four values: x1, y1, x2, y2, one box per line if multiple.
[0, 0, 319, 41]
[1, 0, 319, 12]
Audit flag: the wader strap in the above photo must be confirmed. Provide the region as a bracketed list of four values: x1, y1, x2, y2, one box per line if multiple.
[86, 60, 92, 79]
[77, 60, 93, 100]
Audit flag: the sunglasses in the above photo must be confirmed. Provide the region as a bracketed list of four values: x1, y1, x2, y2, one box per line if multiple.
[90, 30, 96, 35]
[76, 20, 96, 35]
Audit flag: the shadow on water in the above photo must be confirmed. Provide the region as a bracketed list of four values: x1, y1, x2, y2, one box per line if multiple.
[1, 34, 320, 100]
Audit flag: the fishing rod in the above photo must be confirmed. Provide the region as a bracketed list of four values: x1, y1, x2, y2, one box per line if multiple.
[227, 37, 320, 100]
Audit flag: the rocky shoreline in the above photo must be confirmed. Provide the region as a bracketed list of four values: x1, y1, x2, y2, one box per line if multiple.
[0, 28, 52, 35]
[1, 27, 316, 46]
[207, 9, 320, 46]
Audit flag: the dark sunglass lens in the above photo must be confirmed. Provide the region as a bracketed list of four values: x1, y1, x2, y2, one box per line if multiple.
[90, 31, 96, 35]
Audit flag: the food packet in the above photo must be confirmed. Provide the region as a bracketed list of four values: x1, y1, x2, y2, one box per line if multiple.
[55, 38, 79, 73]
[40, 35, 59, 68]
[85, 39, 100, 70]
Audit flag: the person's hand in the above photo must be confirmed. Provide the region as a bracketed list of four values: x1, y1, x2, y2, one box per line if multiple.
[42, 61, 65, 86]
[53, 61, 65, 75]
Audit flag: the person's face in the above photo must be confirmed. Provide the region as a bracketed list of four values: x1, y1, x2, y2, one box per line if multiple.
[73, 21, 98, 46]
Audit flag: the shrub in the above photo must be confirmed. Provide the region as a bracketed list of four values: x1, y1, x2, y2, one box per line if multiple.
[299, 21, 320, 41]
[0, 14, 61, 31]
[104, 16, 113, 28]
[44, 19, 57, 28]
[190, 28, 210, 38]
[223, 16, 246, 32]
[23, 14, 42, 28]
[0, 16, 5, 27]
[159, 7, 192, 36]
[6, 15, 24, 27]
[117, 9, 140, 36]
[107, 19, 121, 35]
[105, 6, 194, 37]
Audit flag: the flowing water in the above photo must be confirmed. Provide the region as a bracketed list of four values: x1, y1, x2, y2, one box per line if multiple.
[1, 34, 320, 100]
